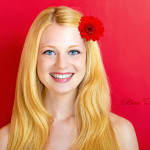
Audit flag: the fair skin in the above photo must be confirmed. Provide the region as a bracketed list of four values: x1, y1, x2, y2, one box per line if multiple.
[0, 23, 139, 150]
[37, 23, 86, 149]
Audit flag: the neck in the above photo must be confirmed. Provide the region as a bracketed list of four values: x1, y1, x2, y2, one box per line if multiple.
[43, 88, 78, 122]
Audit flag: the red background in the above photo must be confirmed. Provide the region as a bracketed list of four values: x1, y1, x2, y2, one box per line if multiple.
[0, 0, 150, 149]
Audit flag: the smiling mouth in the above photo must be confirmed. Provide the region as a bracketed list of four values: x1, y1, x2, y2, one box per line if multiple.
[50, 73, 75, 79]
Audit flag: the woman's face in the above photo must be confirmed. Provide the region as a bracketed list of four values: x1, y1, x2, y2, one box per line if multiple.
[37, 23, 86, 94]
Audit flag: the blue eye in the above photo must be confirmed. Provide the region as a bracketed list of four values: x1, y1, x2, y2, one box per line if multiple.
[43, 50, 80, 56]
[69, 50, 80, 55]
[43, 50, 54, 55]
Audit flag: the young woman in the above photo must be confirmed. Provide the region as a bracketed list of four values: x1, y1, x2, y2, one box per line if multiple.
[0, 6, 139, 150]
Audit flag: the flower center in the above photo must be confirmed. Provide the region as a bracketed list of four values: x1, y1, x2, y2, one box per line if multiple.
[85, 24, 95, 34]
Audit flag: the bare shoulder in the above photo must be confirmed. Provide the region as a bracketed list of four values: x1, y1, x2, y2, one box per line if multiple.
[110, 113, 139, 150]
[0, 123, 10, 150]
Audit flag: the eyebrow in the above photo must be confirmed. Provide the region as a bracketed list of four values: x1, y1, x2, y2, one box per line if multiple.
[40, 45, 83, 49]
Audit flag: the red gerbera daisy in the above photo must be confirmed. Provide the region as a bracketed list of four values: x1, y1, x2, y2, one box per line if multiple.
[78, 16, 104, 41]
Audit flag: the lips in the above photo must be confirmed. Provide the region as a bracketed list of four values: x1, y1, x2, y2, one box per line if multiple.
[49, 72, 75, 83]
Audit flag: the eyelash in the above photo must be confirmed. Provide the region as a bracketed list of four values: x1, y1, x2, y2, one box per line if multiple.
[42, 50, 80, 55]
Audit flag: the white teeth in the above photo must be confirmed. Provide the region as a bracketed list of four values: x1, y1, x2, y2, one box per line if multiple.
[51, 73, 73, 79]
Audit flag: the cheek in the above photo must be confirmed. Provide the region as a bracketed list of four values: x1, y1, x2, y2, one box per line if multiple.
[74, 56, 86, 72]
[37, 58, 51, 75]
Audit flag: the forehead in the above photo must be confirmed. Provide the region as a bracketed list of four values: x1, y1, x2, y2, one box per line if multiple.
[39, 23, 85, 48]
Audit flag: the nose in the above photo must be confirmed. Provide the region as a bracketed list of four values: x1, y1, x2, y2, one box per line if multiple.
[55, 54, 68, 69]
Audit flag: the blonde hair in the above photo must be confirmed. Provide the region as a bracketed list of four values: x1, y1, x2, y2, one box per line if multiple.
[7, 6, 120, 150]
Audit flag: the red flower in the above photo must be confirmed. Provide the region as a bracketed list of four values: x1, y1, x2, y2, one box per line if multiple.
[78, 16, 104, 41]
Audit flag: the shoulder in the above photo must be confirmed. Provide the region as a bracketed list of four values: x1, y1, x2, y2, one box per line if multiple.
[110, 113, 139, 150]
[0, 123, 10, 150]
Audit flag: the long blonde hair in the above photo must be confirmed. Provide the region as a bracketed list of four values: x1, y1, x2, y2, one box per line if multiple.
[7, 6, 120, 150]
